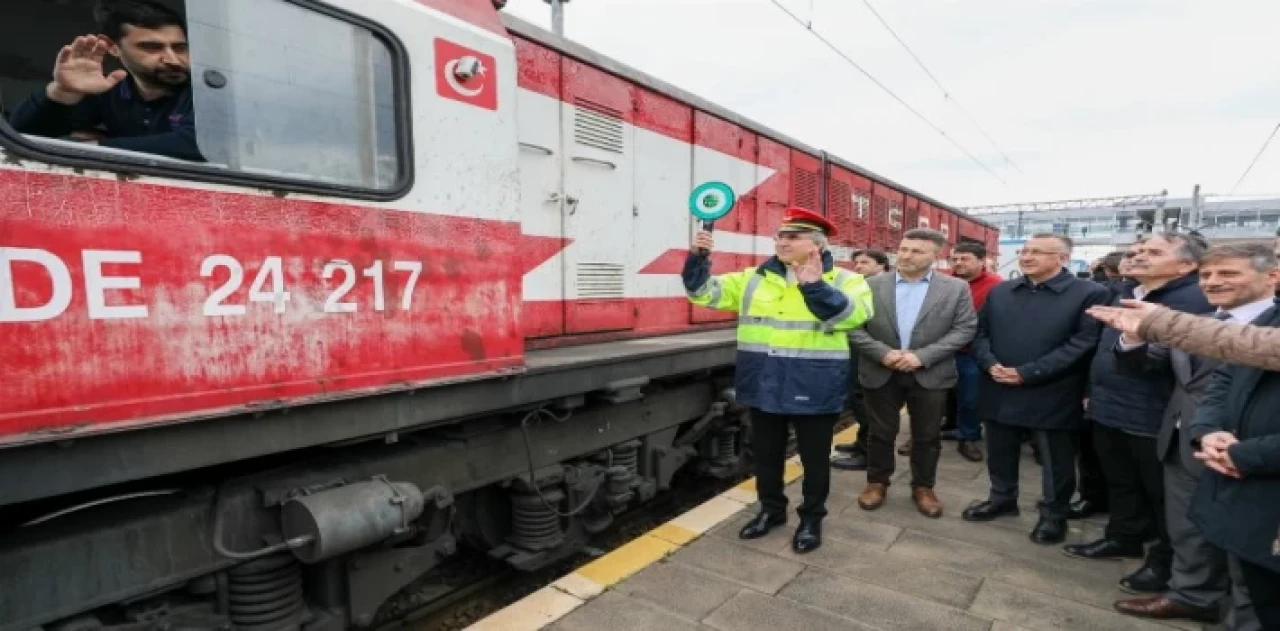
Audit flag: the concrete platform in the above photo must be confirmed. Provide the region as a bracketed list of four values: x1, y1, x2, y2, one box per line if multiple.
[470, 424, 1222, 631]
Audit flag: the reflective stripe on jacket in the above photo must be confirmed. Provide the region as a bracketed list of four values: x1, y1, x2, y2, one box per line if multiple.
[683, 250, 873, 414]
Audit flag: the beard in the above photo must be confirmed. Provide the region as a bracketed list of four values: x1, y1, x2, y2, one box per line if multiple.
[126, 61, 190, 89]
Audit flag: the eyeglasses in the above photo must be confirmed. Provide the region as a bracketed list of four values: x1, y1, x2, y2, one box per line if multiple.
[1019, 248, 1064, 257]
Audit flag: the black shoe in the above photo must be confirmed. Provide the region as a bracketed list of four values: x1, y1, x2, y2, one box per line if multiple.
[830, 452, 868, 471]
[833, 442, 858, 454]
[1119, 564, 1171, 594]
[961, 500, 1020, 522]
[1030, 518, 1067, 544]
[792, 519, 822, 554]
[1066, 499, 1107, 520]
[1062, 538, 1144, 561]
[957, 440, 984, 462]
[738, 512, 786, 540]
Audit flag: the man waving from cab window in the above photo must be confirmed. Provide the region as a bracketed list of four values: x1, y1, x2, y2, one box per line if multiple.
[682, 206, 873, 554]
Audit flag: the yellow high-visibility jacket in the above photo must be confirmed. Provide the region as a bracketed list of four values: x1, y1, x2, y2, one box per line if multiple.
[683, 250, 873, 414]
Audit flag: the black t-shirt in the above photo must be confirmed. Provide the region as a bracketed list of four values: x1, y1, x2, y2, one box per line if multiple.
[9, 78, 203, 162]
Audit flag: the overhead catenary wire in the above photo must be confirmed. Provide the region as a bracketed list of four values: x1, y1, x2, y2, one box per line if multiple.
[859, 0, 1025, 176]
[765, 0, 1007, 186]
[1227, 122, 1279, 197]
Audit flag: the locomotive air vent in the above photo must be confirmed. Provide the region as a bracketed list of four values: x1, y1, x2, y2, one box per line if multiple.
[793, 168, 819, 211]
[828, 179, 853, 231]
[574, 99, 625, 154]
[577, 262, 626, 299]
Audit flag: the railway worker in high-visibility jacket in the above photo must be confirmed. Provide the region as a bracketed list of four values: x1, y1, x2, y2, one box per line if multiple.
[682, 206, 873, 554]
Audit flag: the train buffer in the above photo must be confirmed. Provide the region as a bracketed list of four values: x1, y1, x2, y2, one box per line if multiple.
[471, 424, 1180, 631]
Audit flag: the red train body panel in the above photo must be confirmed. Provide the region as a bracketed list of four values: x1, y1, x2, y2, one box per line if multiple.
[0, 0, 995, 448]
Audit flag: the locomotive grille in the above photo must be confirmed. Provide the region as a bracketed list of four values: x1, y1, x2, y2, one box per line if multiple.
[574, 99, 625, 154]
[828, 179, 853, 238]
[576, 262, 626, 299]
[793, 167, 819, 211]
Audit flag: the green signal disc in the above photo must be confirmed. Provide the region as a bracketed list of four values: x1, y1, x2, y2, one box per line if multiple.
[688, 181, 737, 221]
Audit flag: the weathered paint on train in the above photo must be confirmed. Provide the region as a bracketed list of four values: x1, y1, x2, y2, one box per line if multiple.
[0, 0, 995, 446]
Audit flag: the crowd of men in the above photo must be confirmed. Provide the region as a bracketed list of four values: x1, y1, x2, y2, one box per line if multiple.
[684, 207, 1279, 629]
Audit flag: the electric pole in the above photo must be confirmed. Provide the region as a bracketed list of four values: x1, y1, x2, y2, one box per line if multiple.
[1190, 184, 1202, 230]
[545, 0, 568, 36]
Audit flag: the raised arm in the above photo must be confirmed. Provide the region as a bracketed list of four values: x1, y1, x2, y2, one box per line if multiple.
[1137, 305, 1280, 372]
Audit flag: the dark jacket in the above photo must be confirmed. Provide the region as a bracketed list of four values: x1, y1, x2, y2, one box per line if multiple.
[8, 79, 203, 162]
[1188, 305, 1280, 573]
[1114, 312, 1231, 474]
[1089, 274, 1213, 435]
[973, 269, 1110, 430]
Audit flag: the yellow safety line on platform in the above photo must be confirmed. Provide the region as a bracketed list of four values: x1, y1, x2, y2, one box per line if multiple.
[464, 424, 860, 631]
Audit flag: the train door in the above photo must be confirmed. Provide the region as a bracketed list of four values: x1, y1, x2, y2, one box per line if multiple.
[515, 38, 567, 338]
[690, 112, 757, 324]
[561, 59, 637, 334]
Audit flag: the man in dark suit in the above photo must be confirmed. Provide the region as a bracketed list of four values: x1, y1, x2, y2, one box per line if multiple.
[1066, 233, 1214, 594]
[962, 233, 1110, 544]
[850, 228, 977, 518]
[1110, 243, 1273, 627]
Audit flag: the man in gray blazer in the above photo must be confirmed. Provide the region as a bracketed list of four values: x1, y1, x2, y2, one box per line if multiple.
[851, 228, 977, 518]
[1109, 243, 1269, 627]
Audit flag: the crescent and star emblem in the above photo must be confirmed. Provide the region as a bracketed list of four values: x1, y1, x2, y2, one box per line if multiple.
[443, 59, 487, 98]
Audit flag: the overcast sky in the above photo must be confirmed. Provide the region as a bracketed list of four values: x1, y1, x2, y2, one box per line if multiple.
[502, 0, 1280, 208]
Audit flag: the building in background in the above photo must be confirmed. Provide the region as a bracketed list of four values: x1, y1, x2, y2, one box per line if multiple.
[964, 192, 1280, 278]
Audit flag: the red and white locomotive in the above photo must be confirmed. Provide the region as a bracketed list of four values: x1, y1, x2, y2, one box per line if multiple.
[0, 1, 997, 629]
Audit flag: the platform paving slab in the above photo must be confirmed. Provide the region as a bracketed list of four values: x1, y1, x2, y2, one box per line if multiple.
[471, 421, 1225, 630]
[609, 558, 744, 623]
[701, 589, 878, 631]
[548, 591, 708, 631]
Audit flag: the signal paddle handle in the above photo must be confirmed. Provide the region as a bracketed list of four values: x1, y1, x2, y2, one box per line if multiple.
[698, 219, 715, 258]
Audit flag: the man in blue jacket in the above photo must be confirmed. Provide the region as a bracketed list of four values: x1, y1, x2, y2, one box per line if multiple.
[1065, 233, 1213, 595]
[8, 0, 202, 162]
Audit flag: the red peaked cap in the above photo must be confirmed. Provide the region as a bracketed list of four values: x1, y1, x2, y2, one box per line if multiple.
[778, 206, 837, 237]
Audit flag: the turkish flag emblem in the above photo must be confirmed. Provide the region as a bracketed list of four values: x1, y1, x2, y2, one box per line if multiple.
[435, 38, 497, 111]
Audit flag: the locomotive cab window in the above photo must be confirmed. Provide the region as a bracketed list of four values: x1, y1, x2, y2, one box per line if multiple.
[0, 0, 406, 195]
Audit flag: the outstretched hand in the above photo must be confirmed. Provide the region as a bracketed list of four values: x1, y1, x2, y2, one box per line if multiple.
[49, 35, 128, 105]
[1086, 299, 1159, 339]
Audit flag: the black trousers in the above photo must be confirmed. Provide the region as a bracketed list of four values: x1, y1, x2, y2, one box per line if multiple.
[865, 373, 947, 488]
[1077, 418, 1108, 504]
[1238, 559, 1280, 630]
[986, 419, 1078, 519]
[752, 409, 838, 521]
[1094, 424, 1171, 568]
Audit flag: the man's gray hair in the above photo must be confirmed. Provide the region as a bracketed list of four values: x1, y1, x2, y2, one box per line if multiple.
[1202, 242, 1278, 273]
[903, 228, 946, 249]
[801, 231, 829, 250]
[1153, 231, 1209, 265]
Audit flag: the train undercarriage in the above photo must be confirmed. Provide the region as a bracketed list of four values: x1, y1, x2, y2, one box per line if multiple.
[1, 332, 752, 631]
